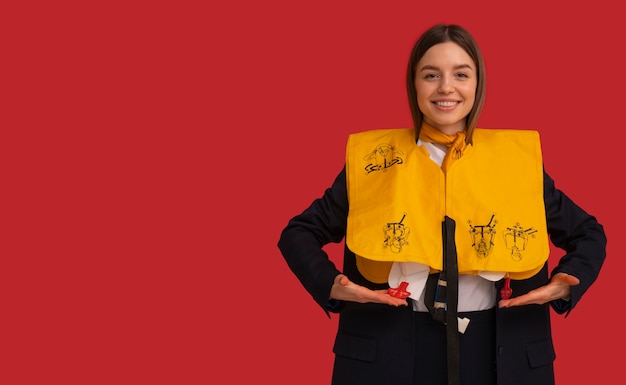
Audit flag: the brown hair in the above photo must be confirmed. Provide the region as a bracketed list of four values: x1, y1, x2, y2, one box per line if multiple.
[406, 24, 486, 144]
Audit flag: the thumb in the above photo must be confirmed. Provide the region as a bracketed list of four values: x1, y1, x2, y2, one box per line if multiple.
[554, 272, 580, 286]
[335, 274, 350, 286]
[564, 274, 580, 286]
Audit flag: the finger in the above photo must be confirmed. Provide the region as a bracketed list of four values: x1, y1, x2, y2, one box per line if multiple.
[564, 275, 580, 286]
[553, 272, 580, 286]
[370, 290, 408, 306]
[334, 274, 350, 287]
[380, 294, 408, 307]
[499, 296, 534, 308]
[498, 289, 543, 308]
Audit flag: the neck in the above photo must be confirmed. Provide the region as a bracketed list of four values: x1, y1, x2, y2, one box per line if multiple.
[423, 118, 465, 136]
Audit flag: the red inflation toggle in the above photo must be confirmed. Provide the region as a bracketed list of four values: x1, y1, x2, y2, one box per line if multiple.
[388, 281, 411, 299]
[500, 275, 512, 300]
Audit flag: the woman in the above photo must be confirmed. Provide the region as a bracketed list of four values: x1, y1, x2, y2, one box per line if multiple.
[277, 24, 606, 385]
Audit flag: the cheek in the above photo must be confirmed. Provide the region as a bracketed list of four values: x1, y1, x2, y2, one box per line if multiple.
[465, 93, 476, 107]
[415, 84, 431, 109]
[463, 83, 478, 102]
[460, 87, 477, 109]
[416, 98, 430, 113]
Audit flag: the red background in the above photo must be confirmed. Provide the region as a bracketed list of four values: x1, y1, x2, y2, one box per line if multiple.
[2, 1, 622, 384]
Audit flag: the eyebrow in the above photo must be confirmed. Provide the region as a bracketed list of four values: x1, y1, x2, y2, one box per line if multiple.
[419, 63, 474, 72]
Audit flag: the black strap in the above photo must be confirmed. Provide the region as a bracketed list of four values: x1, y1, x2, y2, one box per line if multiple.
[443, 216, 460, 385]
[424, 272, 446, 323]
[423, 216, 460, 385]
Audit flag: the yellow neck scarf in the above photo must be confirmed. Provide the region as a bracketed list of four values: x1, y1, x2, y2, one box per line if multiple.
[419, 123, 467, 172]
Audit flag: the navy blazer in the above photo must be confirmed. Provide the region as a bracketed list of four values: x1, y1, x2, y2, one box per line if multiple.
[278, 166, 606, 385]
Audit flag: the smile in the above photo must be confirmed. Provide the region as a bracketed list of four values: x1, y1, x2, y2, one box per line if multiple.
[435, 101, 458, 107]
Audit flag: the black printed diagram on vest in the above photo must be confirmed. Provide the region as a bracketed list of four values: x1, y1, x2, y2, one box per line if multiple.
[503, 223, 537, 261]
[364, 144, 404, 174]
[468, 213, 497, 258]
[383, 213, 410, 253]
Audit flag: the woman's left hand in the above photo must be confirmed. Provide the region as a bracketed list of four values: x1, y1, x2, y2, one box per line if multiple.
[498, 272, 580, 308]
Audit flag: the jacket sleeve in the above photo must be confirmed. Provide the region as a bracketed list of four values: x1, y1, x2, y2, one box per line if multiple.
[277, 167, 349, 315]
[543, 169, 607, 315]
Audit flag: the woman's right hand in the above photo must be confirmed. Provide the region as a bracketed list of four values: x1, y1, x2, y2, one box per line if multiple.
[330, 274, 408, 307]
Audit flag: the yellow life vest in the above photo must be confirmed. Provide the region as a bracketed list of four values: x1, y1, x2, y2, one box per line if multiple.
[346, 128, 549, 283]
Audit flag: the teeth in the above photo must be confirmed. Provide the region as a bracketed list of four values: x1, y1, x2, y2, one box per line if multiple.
[436, 101, 457, 107]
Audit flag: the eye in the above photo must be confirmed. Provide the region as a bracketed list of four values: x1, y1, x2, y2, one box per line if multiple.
[423, 73, 439, 80]
[455, 72, 469, 78]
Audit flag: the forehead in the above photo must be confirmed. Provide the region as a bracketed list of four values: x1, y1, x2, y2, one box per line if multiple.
[418, 42, 474, 69]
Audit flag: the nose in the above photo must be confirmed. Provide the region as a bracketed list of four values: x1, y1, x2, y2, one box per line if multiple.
[438, 77, 454, 93]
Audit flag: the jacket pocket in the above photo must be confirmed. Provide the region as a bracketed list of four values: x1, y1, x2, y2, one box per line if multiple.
[333, 332, 376, 362]
[526, 339, 556, 368]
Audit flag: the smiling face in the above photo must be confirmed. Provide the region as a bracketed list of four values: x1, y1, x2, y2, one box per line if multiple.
[414, 42, 477, 135]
